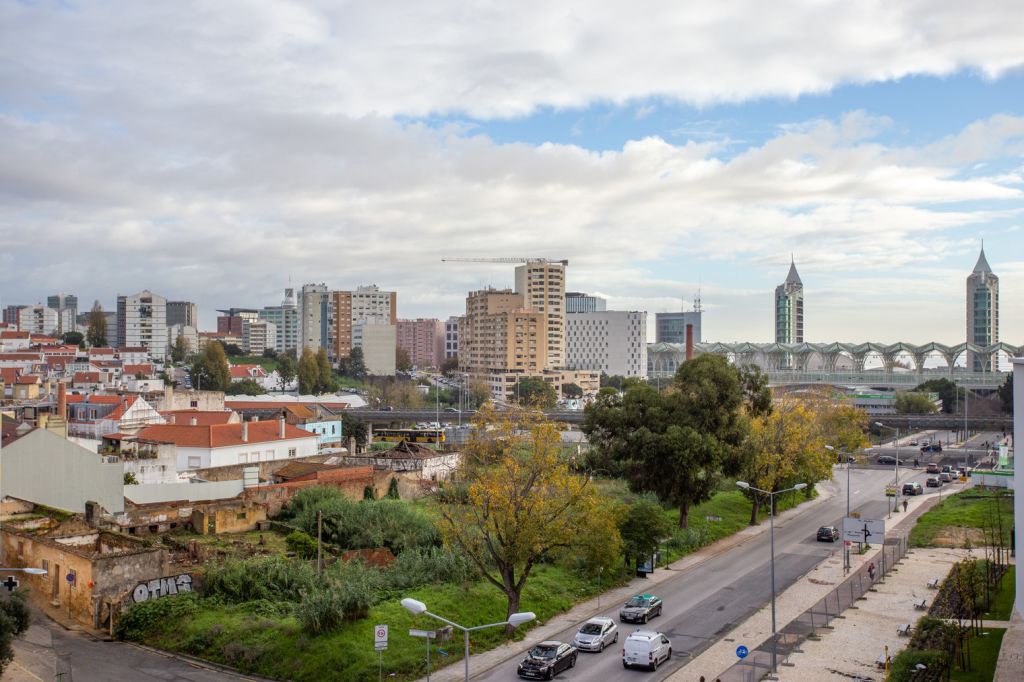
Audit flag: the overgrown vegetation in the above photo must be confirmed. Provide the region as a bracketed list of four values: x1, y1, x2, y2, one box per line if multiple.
[0, 591, 32, 675]
[910, 489, 1013, 548]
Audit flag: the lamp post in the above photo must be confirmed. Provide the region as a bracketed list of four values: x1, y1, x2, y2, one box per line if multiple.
[0, 568, 47, 575]
[875, 422, 900, 518]
[825, 445, 851, 573]
[401, 598, 536, 682]
[736, 480, 807, 678]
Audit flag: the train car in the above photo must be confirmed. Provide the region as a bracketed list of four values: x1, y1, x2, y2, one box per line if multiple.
[374, 428, 446, 444]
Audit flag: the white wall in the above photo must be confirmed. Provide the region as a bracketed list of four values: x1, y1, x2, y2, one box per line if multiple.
[355, 323, 397, 376]
[175, 437, 319, 471]
[565, 311, 648, 377]
[125, 480, 244, 504]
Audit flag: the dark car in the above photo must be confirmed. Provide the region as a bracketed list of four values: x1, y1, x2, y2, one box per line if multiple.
[921, 444, 943, 453]
[877, 455, 898, 465]
[817, 526, 839, 542]
[619, 594, 663, 624]
[926, 476, 942, 488]
[517, 641, 577, 680]
[902, 482, 923, 496]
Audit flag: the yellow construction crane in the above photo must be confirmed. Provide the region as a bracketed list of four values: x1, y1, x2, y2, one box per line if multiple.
[441, 257, 569, 265]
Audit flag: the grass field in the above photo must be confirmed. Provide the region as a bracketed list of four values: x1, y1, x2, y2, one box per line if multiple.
[950, 627, 1005, 682]
[986, 566, 1016, 621]
[909, 489, 1013, 548]
[226, 355, 280, 371]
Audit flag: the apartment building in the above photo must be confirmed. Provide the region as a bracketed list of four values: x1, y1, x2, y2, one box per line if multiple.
[47, 294, 78, 335]
[243, 319, 277, 356]
[352, 322, 397, 376]
[217, 308, 259, 336]
[259, 288, 300, 353]
[299, 284, 330, 353]
[166, 301, 198, 328]
[565, 311, 648, 377]
[565, 292, 606, 313]
[327, 285, 397, 361]
[397, 318, 444, 369]
[444, 316, 460, 360]
[16, 305, 59, 336]
[116, 290, 168, 360]
[515, 261, 566, 369]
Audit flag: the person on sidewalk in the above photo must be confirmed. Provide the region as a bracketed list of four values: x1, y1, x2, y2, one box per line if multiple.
[868, 562, 876, 581]
[902, 499, 908, 513]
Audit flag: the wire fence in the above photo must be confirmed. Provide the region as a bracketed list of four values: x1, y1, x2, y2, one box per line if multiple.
[716, 534, 909, 682]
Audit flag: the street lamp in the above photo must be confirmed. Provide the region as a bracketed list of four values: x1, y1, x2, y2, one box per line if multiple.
[401, 598, 536, 682]
[736, 480, 807, 678]
[875, 422, 901, 518]
[0, 568, 47, 575]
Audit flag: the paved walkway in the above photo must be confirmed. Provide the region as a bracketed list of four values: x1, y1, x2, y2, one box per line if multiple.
[994, 600, 1024, 682]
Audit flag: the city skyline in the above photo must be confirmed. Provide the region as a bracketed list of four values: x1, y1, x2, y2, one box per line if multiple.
[1, 3, 1022, 344]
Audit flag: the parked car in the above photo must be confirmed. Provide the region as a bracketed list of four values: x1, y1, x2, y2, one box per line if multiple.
[517, 641, 578, 680]
[622, 630, 673, 671]
[925, 463, 940, 474]
[817, 526, 840, 542]
[877, 455, 898, 465]
[619, 594, 663, 624]
[902, 482, 924, 496]
[926, 476, 942, 488]
[939, 472, 953, 483]
[909, 439, 919, 446]
[573, 617, 618, 653]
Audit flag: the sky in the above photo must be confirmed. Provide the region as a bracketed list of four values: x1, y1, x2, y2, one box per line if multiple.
[1, 1, 1023, 345]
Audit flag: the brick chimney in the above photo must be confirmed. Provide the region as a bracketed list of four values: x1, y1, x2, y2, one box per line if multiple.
[278, 417, 286, 439]
[57, 381, 67, 421]
[241, 421, 248, 442]
[685, 324, 694, 361]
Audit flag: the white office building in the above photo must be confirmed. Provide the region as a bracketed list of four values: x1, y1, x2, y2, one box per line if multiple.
[116, 290, 168, 360]
[260, 288, 300, 353]
[243, 319, 277, 356]
[565, 311, 648, 378]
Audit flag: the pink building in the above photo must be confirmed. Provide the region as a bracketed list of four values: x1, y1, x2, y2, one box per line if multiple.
[396, 319, 444, 369]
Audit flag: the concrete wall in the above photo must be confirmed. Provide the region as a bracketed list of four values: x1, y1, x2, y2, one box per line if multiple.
[124, 480, 244, 505]
[189, 452, 337, 483]
[2, 428, 124, 514]
[354, 322, 397, 376]
[1013, 358, 1022, 619]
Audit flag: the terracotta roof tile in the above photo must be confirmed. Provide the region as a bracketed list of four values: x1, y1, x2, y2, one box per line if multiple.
[160, 410, 236, 426]
[73, 372, 101, 383]
[14, 374, 40, 385]
[123, 364, 155, 375]
[137, 420, 314, 449]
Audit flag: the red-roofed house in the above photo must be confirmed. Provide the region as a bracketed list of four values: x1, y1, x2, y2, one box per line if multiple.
[228, 364, 279, 391]
[0, 352, 43, 372]
[12, 374, 41, 400]
[66, 394, 165, 438]
[160, 410, 239, 426]
[72, 371, 105, 390]
[136, 418, 318, 471]
[0, 330, 31, 352]
[123, 364, 155, 377]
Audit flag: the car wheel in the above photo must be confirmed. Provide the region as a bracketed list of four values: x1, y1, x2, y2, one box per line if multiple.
[614, 633, 618, 643]
[623, 661, 628, 669]
[599, 642, 604, 653]
[570, 654, 577, 668]
[545, 668, 553, 681]
[642, 614, 648, 624]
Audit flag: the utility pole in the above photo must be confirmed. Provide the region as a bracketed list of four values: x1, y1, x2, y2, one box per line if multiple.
[317, 510, 323, 577]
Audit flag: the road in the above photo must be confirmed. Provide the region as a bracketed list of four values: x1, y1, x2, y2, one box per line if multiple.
[475, 466, 956, 682]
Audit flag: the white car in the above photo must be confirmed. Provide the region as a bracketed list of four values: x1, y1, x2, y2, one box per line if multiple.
[573, 617, 618, 653]
[622, 630, 672, 671]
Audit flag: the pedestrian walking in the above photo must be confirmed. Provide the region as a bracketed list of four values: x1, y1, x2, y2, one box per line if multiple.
[902, 499, 908, 513]
[868, 561, 876, 581]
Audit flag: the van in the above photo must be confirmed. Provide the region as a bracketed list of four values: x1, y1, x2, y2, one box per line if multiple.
[622, 630, 672, 671]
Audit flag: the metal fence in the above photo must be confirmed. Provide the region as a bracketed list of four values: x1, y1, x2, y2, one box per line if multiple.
[717, 534, 909, 682]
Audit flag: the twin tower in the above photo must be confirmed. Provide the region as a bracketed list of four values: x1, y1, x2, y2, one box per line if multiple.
[774, 249, 999, 371]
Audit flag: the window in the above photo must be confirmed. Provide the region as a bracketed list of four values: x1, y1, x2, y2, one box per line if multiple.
[41, 559, 49, 572]
[288, 448, 297, 458]
[236, 513, 246, 521]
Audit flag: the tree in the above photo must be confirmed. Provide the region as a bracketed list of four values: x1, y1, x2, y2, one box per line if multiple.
[895, 391, 939, 414]
[0, 590, 31, 675]
[86, 300, 107, 348]
[618, 495, 672, 571]
[297, 348, 320, 395]
[262, 348, 278, 359]
[467, 380, 491, 409]
[439, 404, 609, 629]
[916, 378, 960, 414]
[61, 330, 84, 347]
[386, 477, 401, 500]
[395, 347, 413, 372]
[341, 346, 368, 379]
[584, 354, 748, 528]
[440, 355, 459, 375]
[739, 365, 772, 418]
[515, 376, 557, 408]
[997, 374, 1013, 414]
[600, 373, 625, 390]
[339, 413, 368, 449]
[225, 379, 267, 396]
[315, 347, 335, 394]
[170, 334, 189, 363]
[562, 383, 583, 399]
[188, 341, 231, 391]
[222, 343, 243, 357]
[277, 354, 296, 392]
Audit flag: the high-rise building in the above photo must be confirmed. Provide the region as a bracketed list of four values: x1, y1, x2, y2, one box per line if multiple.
[655, 311, 702, 344]
[397, 318, 444, 369]
[444, 316, 461, 359]
[460, 288, 547, 396]
[260, 288, 300, 353]
[515, 261, 566, 369]
[775, 258, 804, 344]
[243, 319, 277, 356]
[299, 283, 330, 353]
[16, 305, 59, 336]
[328, 285, 397, 361]
[116, 290, 168, 359]
[47, 294, 78, 335]
[217, 308, 259, 336]
[565, 292, 607, 313]
[353, 322, 397, 376]
[167, 301, 198, 328]
[966, 246, 999, 372]
[565, 311, 648, 377]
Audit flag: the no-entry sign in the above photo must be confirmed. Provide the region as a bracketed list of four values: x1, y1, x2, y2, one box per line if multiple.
[374, 624, 389, 651]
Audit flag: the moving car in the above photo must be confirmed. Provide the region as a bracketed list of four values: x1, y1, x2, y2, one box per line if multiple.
[939, 472, 953, 483]
[619, 594, 663, 624]
[573, 617, 618, 653]
[877, 455, 898, 465]
[921, 444, 943, 453]
[622, 630, 673, 671]
[902, 482, 923, 496]
[817, 526, 840, 542]
[941, 465, 952, 474]
[926, 463, 940, 474]
[517, 641, 578, 680]
[909, 439, 919, 446]
[926, 476, 942, 488]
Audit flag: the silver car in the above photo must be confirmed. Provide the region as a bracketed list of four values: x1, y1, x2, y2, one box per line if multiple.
[572, 617, 618, 652]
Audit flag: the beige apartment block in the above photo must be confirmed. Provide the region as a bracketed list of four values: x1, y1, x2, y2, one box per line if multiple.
[329, 285, 397, 362]
[515, 261, 565, 369]
[397, 318, 444, 369]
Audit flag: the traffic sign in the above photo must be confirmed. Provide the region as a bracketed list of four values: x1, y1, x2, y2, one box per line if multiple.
[736, 645, 749, 659]
[409, 629, 437, 639]
[374, 624, 389, 651]
[842, 517, 885, 544]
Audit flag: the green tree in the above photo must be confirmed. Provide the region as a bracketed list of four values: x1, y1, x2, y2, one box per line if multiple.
[342, 346, 367, 379]
[170, 334, 189, 363]
[222, 343, 243, 357]
[895, 391, 939, 414]
[997, 374, 1013, 414]
[188, 341, 231, 391]
[277, 353, 296, 392]
[562, 382, 583, 399]
[61, 330, 84, 347]
[395, 347, 413, 372]
[315, 347, 335, 394]
[468, 380, 491, 409]
[584, 354, 748, 528]
[440, 355, 459, 375]
[738, 364, 773, 418]
[225, 379, 267, 396]
[386, 477, 401, 500]
[600, 373, 625, 390]
[297, 348, 320, 395]
[515, 376, 557, 408]
[124, 472, 139, 485]
[618, 495, 672, 571]
[915, 378, 960, 414]
[0, 590, 31, 674]
[339, 413, 368, 449]
[86, 300, 107, 347]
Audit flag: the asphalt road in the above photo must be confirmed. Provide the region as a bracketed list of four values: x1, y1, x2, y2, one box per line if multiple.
[476, 467, 909, 682]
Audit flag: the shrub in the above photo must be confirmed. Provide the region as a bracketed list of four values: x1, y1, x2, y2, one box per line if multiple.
[324, 560, 384, 621]
[289, 495, 440, 554]
[203, 557, 317, 603]
[285, 530, 318, 559]
[295, 588, 348, 635]
[384, 547, 478, 590]
[115, 592, 200, 641]
[888, 648, 947, 682]
[386, 477, 400, 500]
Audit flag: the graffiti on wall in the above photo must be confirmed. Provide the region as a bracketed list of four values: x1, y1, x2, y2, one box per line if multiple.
[131, 574, 192, 603]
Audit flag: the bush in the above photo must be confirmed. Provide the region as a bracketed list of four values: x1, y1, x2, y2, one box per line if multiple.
[296, 588, 348, 635]
[384, 547, 478, 590]
[324, 560, 384, 621]
[115, 592, 200, 641]
[888, 648, 947, 681]
[285, 530, 318, 559]
[386, 477, 400, 500]
[287, 491, 440, 554]
[203, 557, 317, 603]
[0, 592, 31, 674]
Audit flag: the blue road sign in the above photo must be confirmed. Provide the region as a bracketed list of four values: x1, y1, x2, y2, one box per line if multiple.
[736, 645, 749, 659]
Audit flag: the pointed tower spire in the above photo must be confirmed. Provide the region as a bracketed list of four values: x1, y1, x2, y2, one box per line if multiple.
[973, 244, 992, 274]
[785, 256, 802, 285]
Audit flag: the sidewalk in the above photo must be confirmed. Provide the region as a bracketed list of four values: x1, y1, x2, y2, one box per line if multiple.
[413, 482, 838, 682]
[994, 588, 1024, 682]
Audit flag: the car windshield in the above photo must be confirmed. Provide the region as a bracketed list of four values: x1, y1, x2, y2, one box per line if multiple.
[819, 527, 832, 533]
[579, 623, 603, 635]
[529, 646, 558, 659]
[625, 597, 650, 608]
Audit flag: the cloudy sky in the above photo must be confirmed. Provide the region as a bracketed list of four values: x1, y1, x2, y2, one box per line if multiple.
[2, 1, 1023, 345]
